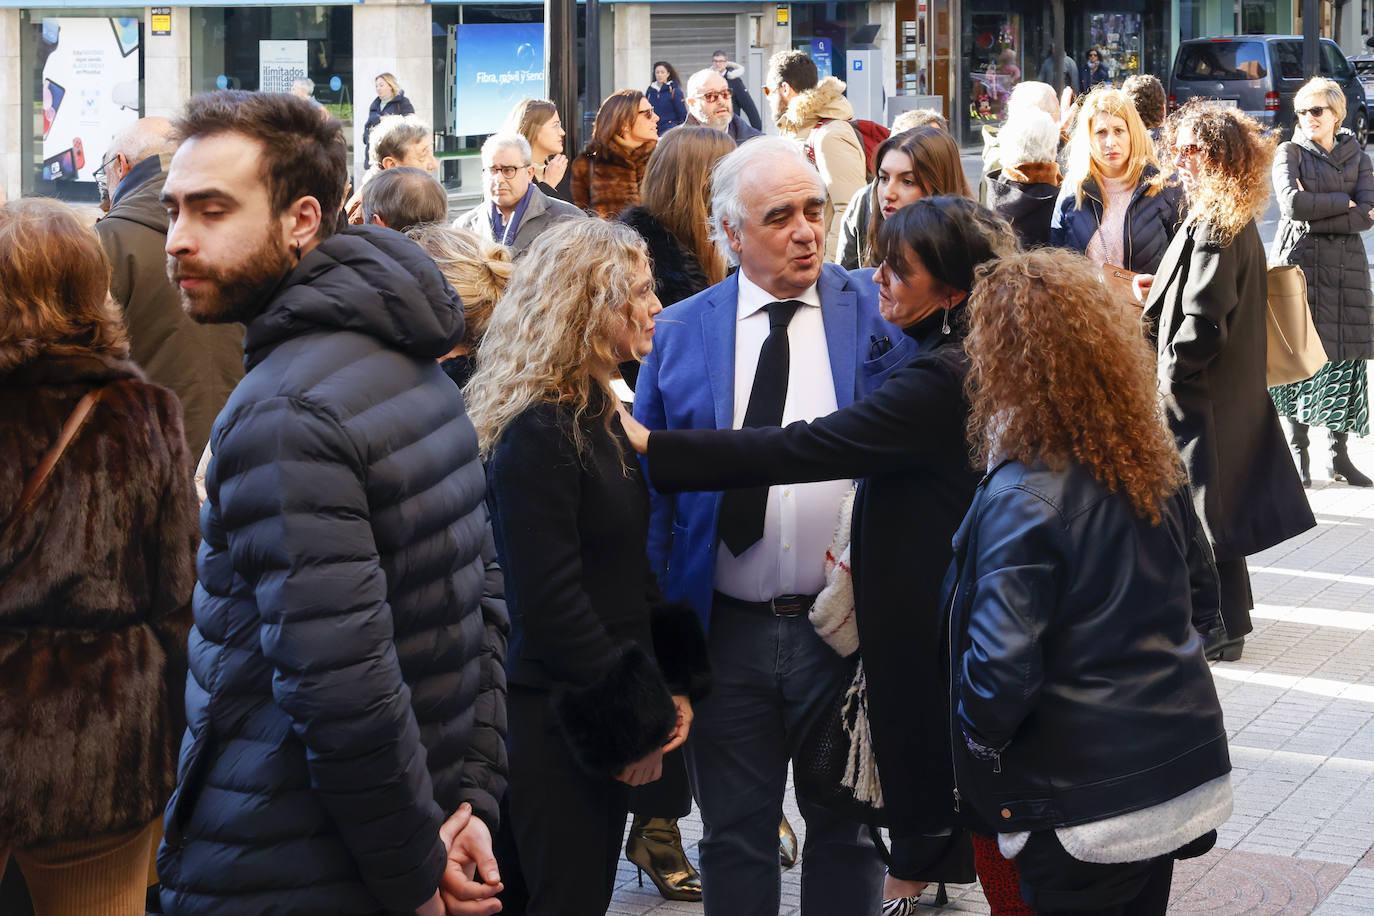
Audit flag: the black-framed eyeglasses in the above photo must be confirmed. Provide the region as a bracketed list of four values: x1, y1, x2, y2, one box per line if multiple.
[697, 89, 733, 104]
[484, 164, 529, 179]
[1296, 106, 1329, 118]
[92, 154, 114, 181]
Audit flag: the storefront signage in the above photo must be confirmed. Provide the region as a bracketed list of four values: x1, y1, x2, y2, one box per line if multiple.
[150, 8, 170, 36]
[776, 6, 789, 26]
[810, 37, 832, 79]
[38, 17, 140, 186]
[259, 40, 307, 94]
[453, 23, 544, 136]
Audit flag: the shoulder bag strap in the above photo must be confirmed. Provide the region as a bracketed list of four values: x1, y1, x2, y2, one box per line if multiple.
[1, 388, 105, 544]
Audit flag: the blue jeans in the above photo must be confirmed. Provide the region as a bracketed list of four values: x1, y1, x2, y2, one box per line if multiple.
[684, 600, 885, 916]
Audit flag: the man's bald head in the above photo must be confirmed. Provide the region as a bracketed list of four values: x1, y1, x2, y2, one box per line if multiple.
[105, 116, 178, 195]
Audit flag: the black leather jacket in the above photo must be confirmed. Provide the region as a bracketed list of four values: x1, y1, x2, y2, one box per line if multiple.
[944, 459, 1229, 833]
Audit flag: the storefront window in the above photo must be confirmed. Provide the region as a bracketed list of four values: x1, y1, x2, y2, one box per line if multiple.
[190, 7, 352, 151]
[791, 2, 867, 84]
[1087, 13, 1142, 84]
[19, 8, 143, 202]
[965, 12, 1020, 134]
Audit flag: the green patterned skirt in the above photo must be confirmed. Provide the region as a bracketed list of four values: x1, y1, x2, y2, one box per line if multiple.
[1269, 359, 1370, 436]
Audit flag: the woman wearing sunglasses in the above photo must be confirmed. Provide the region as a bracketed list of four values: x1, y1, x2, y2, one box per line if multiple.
[571, 89, 659, 219]
[1137, 102, 1315, 663]
[1269, 77, 1374, 489]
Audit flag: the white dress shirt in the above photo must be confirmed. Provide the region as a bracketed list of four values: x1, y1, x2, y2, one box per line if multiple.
[713, 270, 854, 601]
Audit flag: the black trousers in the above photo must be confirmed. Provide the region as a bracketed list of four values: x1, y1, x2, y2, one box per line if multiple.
[1014, 831, 1173, 915]
[628, 748, 692, 818]
[495, 686, 630, 916]
[1216, 556, 1254, 641]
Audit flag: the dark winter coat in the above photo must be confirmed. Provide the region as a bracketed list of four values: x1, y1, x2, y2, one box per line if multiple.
[646, 81, 688, 132]
[485, 392, 708, 774]
[1051, 166, 1185, 273]
[157, 225, 509, 916]
[684, 110, 763, 145]
[1144, 218, 1317, 561]
[1270, 129, 1374, 360]
[1080, 62, 1109, 91]
[0, 353, 197, 847]
[95, 158, 244, 459]
[643, 306, 979, 848]
[986, 167, 1060, 249]
[363, 91, 416, 161]
[836, 181, 874, 270]
[947, 459, 1229, 832]
[570, 141, 655, 220]
[723, 62, 763, 131]
[619, 206, 712, 307]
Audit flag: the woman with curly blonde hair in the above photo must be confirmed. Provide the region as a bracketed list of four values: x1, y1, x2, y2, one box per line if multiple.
[1139, 101, 1315, 662]
[1052, 87, 1183, 275]
[949, 249, 1231, 915]
[467, 218, 707, 916]
[406, 223, 512, 387]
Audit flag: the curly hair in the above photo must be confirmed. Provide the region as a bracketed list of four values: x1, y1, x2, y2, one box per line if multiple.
[406, 224, 512, 352]
[965, 249, 1185, 524]
[0, 198, 128, 372]
[1066, 87, 1167, 208]
[464, 219, 648, 461]
[1160, 101, 1276, 246]
[863, 125, 973, 266]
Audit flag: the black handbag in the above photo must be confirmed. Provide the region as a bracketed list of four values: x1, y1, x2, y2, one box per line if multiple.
[793, 656, 886, 826]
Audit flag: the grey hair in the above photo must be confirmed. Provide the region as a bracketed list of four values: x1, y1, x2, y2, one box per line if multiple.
[367, 114, 432, 168]
[481, 131, 532, 166]
[361, 166, 448, 232]
[999, 109, 1059, 167]
[1008, 81, 1060, 121]
[686, 68, 718, 99]
[108, 116, 177, 166]
[708, 136, 824, 266]
[292, 77, 315, 94]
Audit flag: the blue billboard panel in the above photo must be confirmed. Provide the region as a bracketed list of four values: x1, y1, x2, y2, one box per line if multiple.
[455, 23, 545, 137]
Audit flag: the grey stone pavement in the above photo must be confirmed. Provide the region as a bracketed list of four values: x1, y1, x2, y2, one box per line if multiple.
[607, 153, 1374, 914]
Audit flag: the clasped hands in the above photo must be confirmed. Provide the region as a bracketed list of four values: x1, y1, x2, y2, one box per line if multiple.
[415, 802, 503, 916]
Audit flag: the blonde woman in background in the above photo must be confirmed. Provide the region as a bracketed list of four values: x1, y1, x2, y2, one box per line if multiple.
[506, 98, 572, 201]
[1269, 76, 1374, 488]
[1052, 87, 1183, 276]
[363, 72, 415, 162]
[407, 223, 514, 389]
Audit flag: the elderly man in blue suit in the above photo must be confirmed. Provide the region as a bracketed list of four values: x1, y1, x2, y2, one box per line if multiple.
[633, 136, 907, 916]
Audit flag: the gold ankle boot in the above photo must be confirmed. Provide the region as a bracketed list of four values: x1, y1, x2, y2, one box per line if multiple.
[625, 816, 703, 901]
[779, 816, 799, 868]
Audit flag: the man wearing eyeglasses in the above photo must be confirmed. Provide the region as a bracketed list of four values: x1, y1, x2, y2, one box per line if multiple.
[712, 51, 763, 131]
[685, 69, 762, 145]
[453, 132, 585, 256]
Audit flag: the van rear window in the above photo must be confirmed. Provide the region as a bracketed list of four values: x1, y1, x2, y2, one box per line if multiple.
[1175, 42, 1268, 80]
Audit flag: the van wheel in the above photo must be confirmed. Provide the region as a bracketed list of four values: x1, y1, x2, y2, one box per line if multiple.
[1359, 108, 1369, 147]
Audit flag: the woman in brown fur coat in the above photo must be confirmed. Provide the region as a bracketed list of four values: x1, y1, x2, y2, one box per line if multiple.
[0, 199, 198, 915]
[571, 89, 659, 219]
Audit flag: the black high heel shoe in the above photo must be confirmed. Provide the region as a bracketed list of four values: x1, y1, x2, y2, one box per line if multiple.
[1330, 432, 1372, 487]
[625, 816, 703, 902]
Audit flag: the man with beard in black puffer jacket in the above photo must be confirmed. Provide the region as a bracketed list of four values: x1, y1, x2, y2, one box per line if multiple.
[156, 90, 508, 916]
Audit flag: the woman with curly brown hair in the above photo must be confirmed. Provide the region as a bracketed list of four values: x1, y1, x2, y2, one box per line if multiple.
[0, 198, 198, 915]
[1138, 102, 1315, 662]
[949, 249, 1232, 914]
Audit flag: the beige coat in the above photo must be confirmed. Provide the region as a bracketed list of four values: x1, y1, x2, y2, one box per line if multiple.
[776, 76, 867, 260]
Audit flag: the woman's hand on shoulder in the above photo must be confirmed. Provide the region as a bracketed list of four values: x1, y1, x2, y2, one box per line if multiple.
[616, 401, 651, 455]
[1132, 273, 1154, 304]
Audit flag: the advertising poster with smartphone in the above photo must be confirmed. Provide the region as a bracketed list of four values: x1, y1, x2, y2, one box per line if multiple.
[40, 17, 141, 185]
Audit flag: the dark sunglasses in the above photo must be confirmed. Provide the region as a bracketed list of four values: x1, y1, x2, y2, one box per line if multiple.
[1296, 106, 1329, 118]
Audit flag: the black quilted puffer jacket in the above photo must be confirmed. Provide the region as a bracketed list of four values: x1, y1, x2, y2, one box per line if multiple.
[158, 225, 508, 916]
[1271, 129, 1374, 361]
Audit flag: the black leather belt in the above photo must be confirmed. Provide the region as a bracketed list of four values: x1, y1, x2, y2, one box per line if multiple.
[714, 591, 818, 618]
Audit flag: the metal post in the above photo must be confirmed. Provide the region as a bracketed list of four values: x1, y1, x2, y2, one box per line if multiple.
[585, 0, 601, 146]
[1304, 0, 1321, 78]
[547, 0, 578, 158]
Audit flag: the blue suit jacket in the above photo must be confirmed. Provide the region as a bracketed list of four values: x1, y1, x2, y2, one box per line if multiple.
[633, 263, 910, 628]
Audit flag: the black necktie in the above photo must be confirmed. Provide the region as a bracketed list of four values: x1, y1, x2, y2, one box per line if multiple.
[719, 300, 801, 556]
